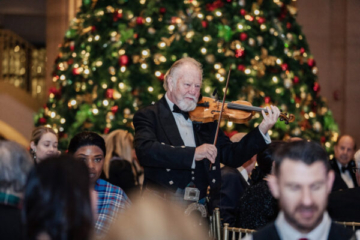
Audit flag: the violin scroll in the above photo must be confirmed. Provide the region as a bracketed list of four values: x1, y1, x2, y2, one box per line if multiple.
[279, 112, 295, 124]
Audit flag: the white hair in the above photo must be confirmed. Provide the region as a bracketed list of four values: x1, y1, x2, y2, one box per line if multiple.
[163, 57, 203, 91]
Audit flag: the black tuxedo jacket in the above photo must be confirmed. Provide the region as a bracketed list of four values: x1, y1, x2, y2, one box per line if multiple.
[328, 187, 360, 222]
[214, 166, 249, 226]
[133, 96, 267, 196]
[252, 221, 355, 240]
[329, 159, 358, 191]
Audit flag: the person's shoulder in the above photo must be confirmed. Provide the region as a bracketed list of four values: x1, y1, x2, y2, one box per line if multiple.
[97, 179, 130, 202]
[134, 99, 163, 119]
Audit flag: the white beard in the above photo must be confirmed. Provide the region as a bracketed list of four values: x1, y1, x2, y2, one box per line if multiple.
[177, 98, 197, 112]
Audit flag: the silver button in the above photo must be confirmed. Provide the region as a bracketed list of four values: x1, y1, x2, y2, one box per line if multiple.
[192, 177, 195, 180]
[166, 169, 171, 172]
[169, 181, 174, 185]
[191, 171, 195, 174]
[181, 145, 185, 148]
[161, 142, 165, 145]
[212, 166, 216, 171]
[212, 179, 216, 183]
[171, 145, 175, 148]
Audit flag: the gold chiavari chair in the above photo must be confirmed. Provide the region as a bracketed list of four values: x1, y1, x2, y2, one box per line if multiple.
[210, 208, 222, 240]
[335, 221, 360, 231]
[223, 223, 256, 240]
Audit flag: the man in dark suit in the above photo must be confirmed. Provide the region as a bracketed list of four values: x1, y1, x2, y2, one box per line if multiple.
[134, 57, 280, 206]
[329, 135, 358, 191]
[245, 141, 355, 240]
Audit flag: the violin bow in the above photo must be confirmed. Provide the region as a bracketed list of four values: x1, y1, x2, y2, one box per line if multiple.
[213, 69, 231, 146]
[210, 69, 231, 169]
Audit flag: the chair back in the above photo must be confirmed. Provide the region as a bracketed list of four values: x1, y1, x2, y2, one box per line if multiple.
[210, 208, 222, 239]
[335, 221, 360, 231]
[223, 223, 256, 240]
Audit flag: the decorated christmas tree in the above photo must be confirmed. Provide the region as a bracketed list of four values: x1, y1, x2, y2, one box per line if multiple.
[36, 0, 339, 153]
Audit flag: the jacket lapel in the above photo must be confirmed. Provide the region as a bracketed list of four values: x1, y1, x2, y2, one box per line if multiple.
[158, 97, 185, 146]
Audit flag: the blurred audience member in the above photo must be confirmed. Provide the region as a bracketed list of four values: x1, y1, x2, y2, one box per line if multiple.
[22, 155, 93, 240]
[330, 135, 358, 191]
[102, 130, 143, 197]
[30, 127, 59, 164]
[68, 132, 130, 236]
[327, 149, 360, 222]
[0, 140, 33, 240]
[215, 132, 258, 226]
[246, 141, 355, 240]
[104, 194, 209, 240]
[236, 141, 284, 229]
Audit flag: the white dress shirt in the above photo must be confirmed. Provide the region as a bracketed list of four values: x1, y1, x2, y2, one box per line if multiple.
[238, 166, 250, 185]
[336, 160, 355, 188]
[243, 211, 332, 240]
[164, 94, 271, 170]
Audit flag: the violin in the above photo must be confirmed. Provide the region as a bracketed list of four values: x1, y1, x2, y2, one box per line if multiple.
[189, 96, 295, 124]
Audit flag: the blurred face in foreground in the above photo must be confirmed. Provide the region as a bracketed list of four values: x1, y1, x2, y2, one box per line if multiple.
[268, 159, 334, 233]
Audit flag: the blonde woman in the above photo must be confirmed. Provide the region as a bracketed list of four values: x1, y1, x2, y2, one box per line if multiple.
[30, 126, 59, 163]
[103, 130, 143, 197]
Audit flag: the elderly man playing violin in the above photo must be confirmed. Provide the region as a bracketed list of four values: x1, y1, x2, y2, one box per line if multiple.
[133, 57, 280, 208]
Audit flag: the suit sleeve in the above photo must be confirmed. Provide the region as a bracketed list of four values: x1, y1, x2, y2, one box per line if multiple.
[133, 107, 195, 170]
[217, 126, 268, 168]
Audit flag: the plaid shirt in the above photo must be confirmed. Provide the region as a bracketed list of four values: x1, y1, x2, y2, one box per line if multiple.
[94, 179, 131, 236]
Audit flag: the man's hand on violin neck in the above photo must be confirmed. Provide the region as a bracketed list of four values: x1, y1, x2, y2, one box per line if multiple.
[195, 144, 217, 164]
[259, 105, 281, 135]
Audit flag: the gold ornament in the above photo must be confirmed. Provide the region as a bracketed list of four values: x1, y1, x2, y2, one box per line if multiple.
[248, 38, 256, 47]
[313, 121, 322, 132]
[205, 54, 215, 63]
[284, 78, 292, 89]
[256, 36, 263, 45]
[161, 35, 176, 46]
[148, 28, 156, 34]
[108, 66, 116, 75]
[230, 40, 242, 50]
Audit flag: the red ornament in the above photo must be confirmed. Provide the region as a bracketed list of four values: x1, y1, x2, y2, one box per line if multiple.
[119, 55, 129, 66]
[225, 130, 238, 139]
[72, 68, 80, 75]
[106, 89, 114, 99]
[281, 63, 288, 71]
[159, 7, 166, 14]
[257, 17, 266, 24]
[133, 33, 138, 39]
[307, 58, 316, 68]
[321, 136, 326, 144]
[235, 49, 245, 58]
[111, 105, 119, 114]
[293, 76, 299, 84]
[313, 82, 321, 93]
[237, 64, 246, 71]
[300, 47, 305, 54]
[70, 42, 75, 51]
[136, 17, 144, 25]
[91, 26, 96, 32]
[264, 97, 271, 104]
[206, 0, 224, 11]
[113, 11, 123, 21]
[240, 9, 246, 16]
[171, 17, 177, 24]
[104, 128, 110, 134]
[201, 20, 208, 28]
[68, 59, 74, 65]
[49, 87, 61, 99]
[239, 32, 248, 41]
[295, 96, 301, 103]
[286, 22, 291, 29]
[39, 117, 47, 125]
[157, 73, 165, 81]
